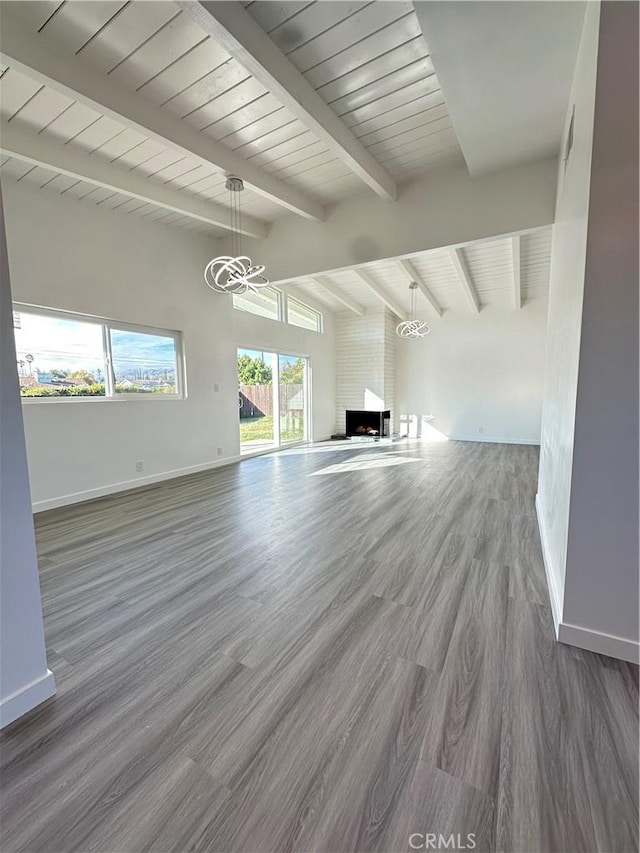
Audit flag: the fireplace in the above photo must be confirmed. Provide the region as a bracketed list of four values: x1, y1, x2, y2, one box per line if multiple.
[345, 409, 391, 439]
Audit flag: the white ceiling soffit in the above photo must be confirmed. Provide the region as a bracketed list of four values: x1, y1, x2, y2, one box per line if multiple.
[413, 1, 587, 175]
[178, 1, 397, 201]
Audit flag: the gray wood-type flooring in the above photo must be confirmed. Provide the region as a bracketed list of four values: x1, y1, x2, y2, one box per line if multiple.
[1, 440, 638, 853]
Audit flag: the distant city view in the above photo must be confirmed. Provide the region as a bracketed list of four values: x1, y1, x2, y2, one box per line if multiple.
[14, 311, 178, 397]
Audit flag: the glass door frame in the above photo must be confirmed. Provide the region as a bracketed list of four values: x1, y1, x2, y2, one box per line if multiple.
[278, 352, 310, 446]
[237, 345, 311, 454]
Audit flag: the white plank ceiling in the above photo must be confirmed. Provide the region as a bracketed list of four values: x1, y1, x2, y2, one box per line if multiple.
[0, 0, 463, 231]
[0, 153, 224, 236]
[293, 228, 552, 317]
[242, 0, 463, 191]
[0, 3, 549, 317]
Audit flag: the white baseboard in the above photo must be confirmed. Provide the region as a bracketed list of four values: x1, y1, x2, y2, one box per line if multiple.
[536, 494, 638, 664]
[448, 434, 541, 446]
[535, 493, 562, 636]
[557, 621, 639, 665]
[0, 669, 56, 729]
[32, 455, 241, 513]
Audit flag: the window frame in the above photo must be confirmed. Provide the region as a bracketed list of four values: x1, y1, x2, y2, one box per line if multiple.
[284, 295, 323, 333]
[106, 320, 185, 400]
[232, 287, 324, 334]
[237, 345, 312, 452]
[13, 303, 186, 402]
[232, 286, 284, 322]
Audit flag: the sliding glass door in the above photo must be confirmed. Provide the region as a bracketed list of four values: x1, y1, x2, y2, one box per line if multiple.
[237, 348, 276, 454]
[279, 354, 306, 444]
[238, 348, 308, 454]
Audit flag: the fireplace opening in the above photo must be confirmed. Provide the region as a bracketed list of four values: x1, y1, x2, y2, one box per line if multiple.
[345, 410, 391, 439]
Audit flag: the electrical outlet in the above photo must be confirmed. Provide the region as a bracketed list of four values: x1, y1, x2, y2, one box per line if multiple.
[213, 383, 219, 392]
[135, 460, 144, 472]
[478, 426, 484, 434]
[217, 447, 223, 456]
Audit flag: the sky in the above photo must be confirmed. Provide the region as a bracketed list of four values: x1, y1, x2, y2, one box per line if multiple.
[14, 311, 176, 375]
[14, 313, 104, 373]
[110, 330, 176, 372]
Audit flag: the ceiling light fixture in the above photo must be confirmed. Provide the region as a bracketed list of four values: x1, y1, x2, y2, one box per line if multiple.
[396, 282, 430, 339]
[204, 176, 268, 294]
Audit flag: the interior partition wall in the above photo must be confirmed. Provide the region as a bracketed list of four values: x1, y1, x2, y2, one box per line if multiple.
[238, 347, 310, 455]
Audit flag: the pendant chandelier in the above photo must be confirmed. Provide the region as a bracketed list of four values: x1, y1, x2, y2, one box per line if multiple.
[396, 282, 430, 339]
[204, 176, 269, 294]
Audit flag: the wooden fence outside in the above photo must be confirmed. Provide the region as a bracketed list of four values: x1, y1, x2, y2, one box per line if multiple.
[239, 384, 304, 419]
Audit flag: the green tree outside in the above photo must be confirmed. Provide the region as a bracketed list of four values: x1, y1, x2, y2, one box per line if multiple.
[237, 354, 272, 385]
[280, 357, 304, 385]
[69, 369, 97, 384]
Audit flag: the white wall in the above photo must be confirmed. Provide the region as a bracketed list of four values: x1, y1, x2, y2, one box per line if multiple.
[0, 187, 55, 728]
[396, 296, 548, 444]
[538, 0, 639, 663]
[537, 2, 601, 621]
[2, 181, 336, 510]
[561, 0, 638, 659]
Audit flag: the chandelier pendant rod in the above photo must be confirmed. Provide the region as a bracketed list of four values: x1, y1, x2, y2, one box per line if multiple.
[204, 176, 269, 295]
[396, 281, 430, 339]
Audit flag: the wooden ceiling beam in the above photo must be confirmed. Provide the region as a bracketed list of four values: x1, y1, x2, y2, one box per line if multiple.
[396, 258, 443, 318]
[311, 276, 366, 316]
[0, 122, 272, 236]
[0, 9, 324, 224]
[512, 235, 522, 309]
[352, 268, 405, 319]
[179, 1, 397, 201]
[449, 247, 480, 313]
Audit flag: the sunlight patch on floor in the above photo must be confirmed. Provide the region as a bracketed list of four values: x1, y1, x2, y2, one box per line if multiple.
[309, 454, 423, 476]
[399, 415, 449, 442]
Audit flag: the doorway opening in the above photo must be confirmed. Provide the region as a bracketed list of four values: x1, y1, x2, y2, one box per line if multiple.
[238, 348, 309, 454]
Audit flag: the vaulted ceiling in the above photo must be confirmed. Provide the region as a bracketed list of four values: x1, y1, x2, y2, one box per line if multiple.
[291, 227, 552, 318]
[0, 1, 463, 236]
[0, 1, 578, 318]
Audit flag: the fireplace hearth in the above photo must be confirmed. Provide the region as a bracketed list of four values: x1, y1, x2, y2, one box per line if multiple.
[345, 409, 391, 439]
